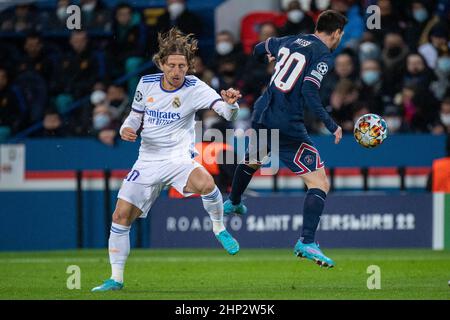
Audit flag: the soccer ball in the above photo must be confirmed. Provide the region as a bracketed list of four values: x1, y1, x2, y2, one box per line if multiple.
[353, 113, 388, 148]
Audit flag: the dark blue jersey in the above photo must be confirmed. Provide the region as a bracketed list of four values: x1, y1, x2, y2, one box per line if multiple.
[252, 34, 338, 140]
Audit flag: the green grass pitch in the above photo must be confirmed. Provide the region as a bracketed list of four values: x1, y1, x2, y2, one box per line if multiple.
[0, 249, 449, 300]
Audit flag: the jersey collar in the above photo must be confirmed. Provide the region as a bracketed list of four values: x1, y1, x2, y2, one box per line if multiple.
[311, 34, 330, 52]
[159, 75, 187, 93]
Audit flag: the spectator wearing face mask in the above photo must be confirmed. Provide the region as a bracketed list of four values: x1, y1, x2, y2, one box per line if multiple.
[431, 54, 450, 100]
[155, 0, 202, 37]
[91, 102, 120, 146]
[404, 0, 432, 50]
[232, 103, 252, 132]
[279, 0, 315, 36]
[106, 84, 129, 120]
[280, 0, 330, 20]
[382, 105, 410, 134]
[381, 32, 410, 96]
[214, 57, 241, 93]
[359, 59, 387, 115]
[209, 31, 247, 77]
[90, 85, 128, 121]
[403, 53, 435, 89]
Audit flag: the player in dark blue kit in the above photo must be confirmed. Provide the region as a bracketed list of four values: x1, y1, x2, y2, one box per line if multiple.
[223, 10, 348, 268]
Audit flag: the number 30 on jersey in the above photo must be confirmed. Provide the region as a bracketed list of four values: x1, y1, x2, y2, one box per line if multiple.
[270, 47, 306, 92]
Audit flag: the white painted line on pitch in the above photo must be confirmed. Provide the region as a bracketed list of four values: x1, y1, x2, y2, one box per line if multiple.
[0, 254, 447, 264]
[0, 256, 292, 264]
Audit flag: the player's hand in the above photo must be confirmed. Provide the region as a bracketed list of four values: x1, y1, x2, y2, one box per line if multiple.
[221, 88, 242, 105]
[333, 126, 342, 144]
[121, 127, 137, 142]
[267, 54, 275, 63]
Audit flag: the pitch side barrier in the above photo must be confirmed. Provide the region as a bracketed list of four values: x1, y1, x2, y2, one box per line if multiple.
[0, 167, 448, 251]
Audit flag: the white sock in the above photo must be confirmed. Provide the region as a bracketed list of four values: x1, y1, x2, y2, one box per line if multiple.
[109, 222, 131, 283]
[201, 186, 226, 235]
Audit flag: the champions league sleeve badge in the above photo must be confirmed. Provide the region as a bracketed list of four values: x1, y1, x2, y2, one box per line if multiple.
[317, 62, 328, 75]
[135, 90, 143, 102]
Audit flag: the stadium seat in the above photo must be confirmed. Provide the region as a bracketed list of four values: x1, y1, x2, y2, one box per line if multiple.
[240, 11, 287, 55]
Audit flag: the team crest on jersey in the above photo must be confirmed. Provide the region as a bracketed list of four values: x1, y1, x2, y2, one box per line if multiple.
[304, 155, 314, 165]
[135, 90, 143, 102]
[317, 62, 328, 75]
[172, 96, 181, 108]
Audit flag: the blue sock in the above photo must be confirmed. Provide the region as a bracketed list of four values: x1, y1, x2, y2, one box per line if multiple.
[301, 188, 327, 244]
[229, 164, 257, 205]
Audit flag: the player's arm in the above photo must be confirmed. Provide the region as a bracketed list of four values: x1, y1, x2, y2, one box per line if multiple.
[254, 37, 279, 62]
[194, 79, 241, 121]
[211, 88, 242, 121]
[120, 77, 146, 142]
[302, 56, 342, 144]
[120, 111, 143, 142]
[302, 81, 342, 144]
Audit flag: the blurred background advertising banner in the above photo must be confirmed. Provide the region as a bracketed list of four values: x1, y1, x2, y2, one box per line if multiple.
[0, 144, 25, 185]
[149, 194, 434, 249]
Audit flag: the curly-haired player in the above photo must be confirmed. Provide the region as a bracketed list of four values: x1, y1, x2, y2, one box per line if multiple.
[92, 28, 242, 292]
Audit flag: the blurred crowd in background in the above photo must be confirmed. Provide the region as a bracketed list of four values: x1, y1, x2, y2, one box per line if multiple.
[0, 0, 449, 146]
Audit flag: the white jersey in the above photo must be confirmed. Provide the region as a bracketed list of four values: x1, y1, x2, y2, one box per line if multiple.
[130, 73, 224, 161]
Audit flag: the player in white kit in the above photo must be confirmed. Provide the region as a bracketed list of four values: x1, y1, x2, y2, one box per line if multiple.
[92, 28, 241, 292]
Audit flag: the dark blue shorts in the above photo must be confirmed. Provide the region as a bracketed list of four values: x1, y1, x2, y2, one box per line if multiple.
[245, 123, 324, 175]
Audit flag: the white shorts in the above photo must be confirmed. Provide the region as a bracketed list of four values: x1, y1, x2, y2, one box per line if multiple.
[117, 158, 202, 218]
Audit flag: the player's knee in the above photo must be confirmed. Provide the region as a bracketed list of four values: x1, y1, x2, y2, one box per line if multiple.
[321, 178, 330, 194]
[112, 208, 133, 225]
[199, 176, 216, 195]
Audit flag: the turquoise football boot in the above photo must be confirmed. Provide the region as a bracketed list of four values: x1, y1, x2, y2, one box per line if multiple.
[294, 240, 335, 268]
[223, 199, 248, 216]
[91, 279, 124, 292]
[216, 230, 240, 255]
